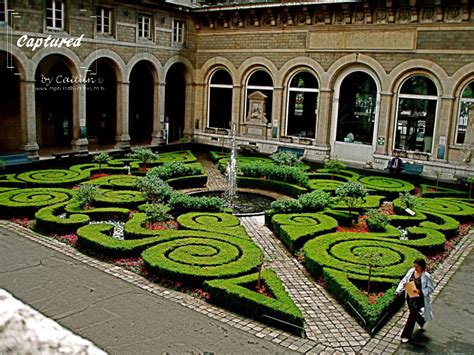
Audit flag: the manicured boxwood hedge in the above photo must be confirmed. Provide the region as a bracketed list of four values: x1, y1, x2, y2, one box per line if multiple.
[0, 188, 74, 217]
[177, 212, 249, 240]
[204, 269, 304, 334]
[420, 184, 467, 198]
[209, 151, 229, 163]
[93, 189, 146, 208]
[166, 175, 208, 190]
[16, 169, 90, 188]
[316, 169, 360, 181]
[420, 211, 460, 237]
[308, 179, 344, 193]
[82, 175, 138, 190]
[329, 195, 386, 211]
[412, 198, 474, 222]
[271, 213, 338, 253]
[64, 202, 130, 222]
[307, 173, 351, 182]
[237, 177, 307, 197]
[35, 202, 89, 234]
[358, 176, 415, 197]
[0, 174, 26, 188]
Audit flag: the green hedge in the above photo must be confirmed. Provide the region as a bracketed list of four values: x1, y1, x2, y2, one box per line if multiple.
[358, 176, 415, 197]
[237, 177, 307, 197]
[209, 151, 229, 163]
[329, 195, 385, 211]
[204, 269, 304, 334]
[142, 232, 263, 286]
[65, 202, 130, 221]
[239, 163, 309, 187]
[82, 175, 138, 190]
[307, 173, 351, 182]
[0, 188, 74, 217]
[323, 209, 358, 227]
[177, 212, 249, 240]
[0, 174, 26, 188]
[93, 189, 146, 208]
[420, 184, 467, 198]
[304, 232, 425, 279]
[413, 198, 474, 221]
[35, 202, 89, 234]
[308, 179, 344, 193]
[271, 213, 338, 253]
[420, 211, 460, 237]
[168, 194, 224, 216]
[388, 210, 427, 228]
[316, 169, 360, 181]
[77, 223, 163, 257]
[16, 169, 90, 188]
[323, 268, 400, 333]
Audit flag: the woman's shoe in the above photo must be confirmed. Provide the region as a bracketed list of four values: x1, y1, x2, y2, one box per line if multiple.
[401, 337, 410, 343]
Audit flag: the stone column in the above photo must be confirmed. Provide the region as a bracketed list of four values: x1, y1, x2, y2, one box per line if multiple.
[190, 82, 205, 134]
[433, 96, 455, 161]
[316, 88, 333, 147]
[232, 84, 242, 133]
[375, 91, 394, 155]
[20, 80, 39, 160]
[115, 81, 131, 149]
[271, 86, 283, 140]
[71, 82, 88, 154]
[151, 82, 165, 145]
[183, 81, 194, 138]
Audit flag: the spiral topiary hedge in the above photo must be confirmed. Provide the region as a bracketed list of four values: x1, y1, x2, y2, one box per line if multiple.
[308, 179, 344, 193]
[35, 202, 90, 234]
[271, 213, 338, 253]
[329, 195, 386, 211]
[413, 198, 474, 221]
[82, 175, 138, 190]
[0, 188, 74, 216]
[0, 174, 26, 188]
[142, 233, 263, 286]
[93, 189, 146, 208]
[64, 202, 130, 222]
[358, 176, 415, 197]
[204, 269, 304, 334]
[420, 184, 467, 198]
[16, 169, 90, 188]
[177, 212, 249, 239]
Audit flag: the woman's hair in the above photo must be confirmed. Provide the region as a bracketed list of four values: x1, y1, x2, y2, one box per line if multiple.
[414, 258, 427, 271]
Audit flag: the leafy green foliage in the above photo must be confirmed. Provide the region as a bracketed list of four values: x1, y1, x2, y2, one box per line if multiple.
[270, 199, 303, 213]
[75, 185, 99, 208]
[324, 158, 346, 176]
[144, 203, 172, 223]
[134, 176, 173, 204]
[270, 151, 302, 167]
[168, 193, 224, 215]
[297, 190, 331, 212]
[92, 152, 111, 173]
[148, 162, 202, 180]
[240, 162, 309, 187]
[398, 191, 418, 209]
[366, 209, 389, 232]
[335, 182, 368, 214]
[127, 148, 158, 167]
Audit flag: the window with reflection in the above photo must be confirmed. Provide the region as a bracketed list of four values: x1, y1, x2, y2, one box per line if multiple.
[208, 69, 232, 129]
[395, 76, 438, 153]
[455, 81, 474, 145]
[245, 70, 273, 123]
[336, 72, 377, 145]
[286, 71, 319, 138]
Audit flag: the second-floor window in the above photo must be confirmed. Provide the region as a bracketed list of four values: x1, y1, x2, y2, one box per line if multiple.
[0, 0, 7, 23]
[138, 15, 152, 40]
[96, 7, 112, 34]
[46, 0, 64, 30]
[173, 20, 185, 44]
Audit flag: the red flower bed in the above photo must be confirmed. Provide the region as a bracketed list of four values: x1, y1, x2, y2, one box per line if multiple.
[57, 233, 78, 247]
[336, 215, 369, 233]
[145, 220, 178, 231]
[361, 290, 385, 305]
[10, 217, 30, 228]
[379, 201, 395, 215]
[90, 173, 109, 180]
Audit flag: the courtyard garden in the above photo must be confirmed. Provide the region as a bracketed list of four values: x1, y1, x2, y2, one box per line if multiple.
[0, 147, 472, 336]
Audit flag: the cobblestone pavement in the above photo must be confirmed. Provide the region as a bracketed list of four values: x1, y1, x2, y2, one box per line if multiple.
[1, 153, 472, 353]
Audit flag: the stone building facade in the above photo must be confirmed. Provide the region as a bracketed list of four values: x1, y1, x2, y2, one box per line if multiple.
[0, 0, 473, 178]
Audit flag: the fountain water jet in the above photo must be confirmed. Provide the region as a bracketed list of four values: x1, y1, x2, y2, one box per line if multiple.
[224, 125, 238, 208]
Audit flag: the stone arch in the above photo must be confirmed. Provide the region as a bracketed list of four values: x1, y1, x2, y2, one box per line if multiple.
[126, 53, 161, 83]
[199, 57, 237, 84]
[30, 46, 81, 79]
[278, 57, 325, 89]
[0, 39, 30, 80]
[388, 59, 447, 96]
[448, 63, 474, 98]
[83, 49, 126, 82]
[326, 53, 387, 92]
[162, 55, 194, 84]
[238, 57, 278, 86]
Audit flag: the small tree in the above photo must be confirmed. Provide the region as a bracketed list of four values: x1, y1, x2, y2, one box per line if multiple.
[468, 176, 474, 200]
[127, 148, 158, 170]
[92, 152, 111, 174]
[398, 191, 418, 209]
[135, 175, 173, 204]
[356, 249, 383, 296]
[366, 209, 389, 232]
[270, 151, 302, 167]
[75, 185, 99, 209]
[324, 157, 346, 180]
[335, 181, 368, 215]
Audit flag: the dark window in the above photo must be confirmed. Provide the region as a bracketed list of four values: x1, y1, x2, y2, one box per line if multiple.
[208, 70, 232, 129]
[96, 7, 112, 34]
[456, 81, 474, 145]
[46, 0, 64, 30]
[245, 70, 273, 123]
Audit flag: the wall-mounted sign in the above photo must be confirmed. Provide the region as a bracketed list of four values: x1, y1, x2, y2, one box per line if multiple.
[377, 137, 385, 146]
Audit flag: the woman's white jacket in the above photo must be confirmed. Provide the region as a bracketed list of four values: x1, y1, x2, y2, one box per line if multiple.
[396, 267, 435, 322]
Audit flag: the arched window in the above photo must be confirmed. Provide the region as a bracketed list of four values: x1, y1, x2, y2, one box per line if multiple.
[336, 72, 377, 145]
[395, 75, 438, 153]
[208, 69, 233, 129]
[245, 70, 273, 123]
[455, 81, 474, 145]
[286, 71, 319, 138]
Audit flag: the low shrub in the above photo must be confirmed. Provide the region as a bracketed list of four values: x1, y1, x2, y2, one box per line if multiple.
[297, 190, 331, 212]
[366, 209, 389, 232]
[270, 151, 302, 167]
[35, 202, 89, 234]
[148, 162, 202, 181]
[144, 203, 172, 223]
[323, 158, 346, 178]
[169, 193, 224, 216]
[127, 148, 158, 168]
[335, 182, 368, 214]
[135, 176, 173, 203]
[239, 162, 309, 187]
[270, 199, 302, 214]
[75, 185, 99, 209]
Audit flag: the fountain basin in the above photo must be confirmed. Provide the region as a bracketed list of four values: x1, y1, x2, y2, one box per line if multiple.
[188, 190, 275, 216]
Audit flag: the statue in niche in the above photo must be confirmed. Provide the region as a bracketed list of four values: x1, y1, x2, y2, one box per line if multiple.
[246, 91, 267, 124]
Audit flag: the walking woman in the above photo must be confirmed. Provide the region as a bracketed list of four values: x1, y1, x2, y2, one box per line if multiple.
[395, 258, 435, 343]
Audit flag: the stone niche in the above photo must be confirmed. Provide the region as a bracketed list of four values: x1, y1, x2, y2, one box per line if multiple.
[241, 91, 272, 139]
